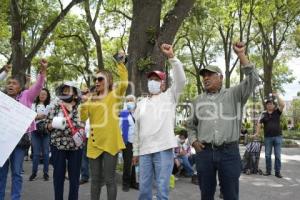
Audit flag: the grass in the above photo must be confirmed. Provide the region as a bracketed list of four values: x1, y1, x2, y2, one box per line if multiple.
[282, 130, 300, 140]
[282, 139, 300, 148]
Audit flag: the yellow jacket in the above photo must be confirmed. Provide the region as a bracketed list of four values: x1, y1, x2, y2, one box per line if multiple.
[80, 63, 128, 159]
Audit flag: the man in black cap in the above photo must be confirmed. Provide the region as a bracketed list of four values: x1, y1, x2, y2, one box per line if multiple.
[253, 93, 285, 178]
[187, 42, 260, 200]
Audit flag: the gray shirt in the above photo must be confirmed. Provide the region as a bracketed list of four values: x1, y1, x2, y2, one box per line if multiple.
[187, 64, 260, 146]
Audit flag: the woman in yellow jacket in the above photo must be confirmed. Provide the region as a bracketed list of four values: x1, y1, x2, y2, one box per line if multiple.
[80, 53, 128, 200]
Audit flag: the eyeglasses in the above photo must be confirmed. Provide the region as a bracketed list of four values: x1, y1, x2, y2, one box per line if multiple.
[93, 76, 105, 82]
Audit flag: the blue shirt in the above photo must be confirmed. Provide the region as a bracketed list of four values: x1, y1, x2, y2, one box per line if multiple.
[120, 110, 135, 143]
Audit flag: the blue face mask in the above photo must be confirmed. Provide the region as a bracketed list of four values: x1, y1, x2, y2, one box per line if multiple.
[126, 102, 135, 111]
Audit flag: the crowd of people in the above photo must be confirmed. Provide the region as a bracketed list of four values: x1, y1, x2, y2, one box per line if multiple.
[0, 42, 286, 200]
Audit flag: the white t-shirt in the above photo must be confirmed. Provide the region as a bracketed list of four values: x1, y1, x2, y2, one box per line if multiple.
[32, 103, 50, 123]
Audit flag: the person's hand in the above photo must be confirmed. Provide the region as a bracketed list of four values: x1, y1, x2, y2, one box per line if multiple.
[40, 59, 48, 74]
[47, 123, 53, 131]
[4, 64, 12, 72]
[192, 140, 205, 153]
[249, 134, 258, 139]
[113, 50, 127, 64]
[81, 92, 90, 103]
[233, 42, 246, 56]
[179, 149, 187, 156]
[36, 114, 47, 120]
[272, 92, 278, 97]
[132, 156, 139, 166]
[160, 43, 174, 59]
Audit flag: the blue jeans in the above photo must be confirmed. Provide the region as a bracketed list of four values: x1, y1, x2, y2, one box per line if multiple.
[264, 136, 282, 173]
[176, 155, 194, 176]
[80, 141, 89, 181]
[51, 146, 83, 200]
[31, 131, 50, 174]
[0, 147, 26, 200]
[195, 145, 241, 200]
[139, 149, 173, 200]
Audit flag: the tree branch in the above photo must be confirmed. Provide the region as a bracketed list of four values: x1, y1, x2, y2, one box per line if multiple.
[184, 68, 197, 77]
[158, 0, 196, 44]
[26, 0, 84, 61]
[92, 0, 103, 25]
[103, 5, 132, 20]
[58, 0, 64, 11]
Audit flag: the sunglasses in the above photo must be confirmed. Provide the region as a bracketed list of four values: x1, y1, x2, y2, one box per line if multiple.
[93, 76, 105, 82]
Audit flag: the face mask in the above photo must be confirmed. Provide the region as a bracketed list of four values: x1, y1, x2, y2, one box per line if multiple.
[148, 80, 161, 94]
[180, 139, 185, 144]
[61, 95, 74, 103]
[126, 102, 136, 111]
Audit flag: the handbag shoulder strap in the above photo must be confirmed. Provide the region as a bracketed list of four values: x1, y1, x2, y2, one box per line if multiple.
[60, 103, 76, 135]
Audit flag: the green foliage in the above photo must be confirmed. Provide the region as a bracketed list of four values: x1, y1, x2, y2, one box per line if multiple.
[146, 26, 157, 44]
[295, 25, 300, 48]
[283, 130, 300, 140]
[137, 57, 154, 71]
[0, 0, 11, 61]
[174, 126, 186, 135]
[282, 139, 300, 148]
[1, 0, 300, 100]
[290, 99, 300, 128]
[280, 114, 288, 130]
[249, 54, 296, 94]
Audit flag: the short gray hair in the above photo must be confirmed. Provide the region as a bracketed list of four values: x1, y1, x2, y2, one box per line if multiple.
[125, 94, 136, 102]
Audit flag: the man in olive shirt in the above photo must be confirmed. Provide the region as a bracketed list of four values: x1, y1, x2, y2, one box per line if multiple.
[187, 42, 260, 200]
[253, 94, 285, 178]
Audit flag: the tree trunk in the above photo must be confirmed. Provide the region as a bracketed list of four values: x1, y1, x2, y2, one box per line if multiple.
[127, 0, 162, 96]
[263, 59, 273, 97]
[127, 0, 195, 96]
[196, 75, 202, 94]
[10, 0, 27, 86]
[84, 0, 104, 69]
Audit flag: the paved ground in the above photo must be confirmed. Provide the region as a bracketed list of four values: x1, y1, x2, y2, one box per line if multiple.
[3, 145, 300, 200]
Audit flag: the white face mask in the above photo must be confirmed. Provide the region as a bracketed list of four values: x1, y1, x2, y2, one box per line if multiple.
[148, 80, 161, 94]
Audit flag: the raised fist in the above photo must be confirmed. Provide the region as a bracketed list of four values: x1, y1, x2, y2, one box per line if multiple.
[233, 42, 245, 55]
[160, 43, 174, 59]
[40, 59, 48, 74]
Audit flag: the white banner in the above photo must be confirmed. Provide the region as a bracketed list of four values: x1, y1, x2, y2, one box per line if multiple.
[0, 91, 37, 167]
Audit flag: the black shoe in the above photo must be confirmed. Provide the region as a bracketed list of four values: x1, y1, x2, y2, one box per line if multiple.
[130, 183, 139, 190]
[275, 172, 283, 178]
[79, 179, 89, 185]
[43, 173, 49, 181]
[191, 175, 199, 185]
[29, 174, 37, 181]
[263, 171, 271, 176]
[122, 185, 130, 192]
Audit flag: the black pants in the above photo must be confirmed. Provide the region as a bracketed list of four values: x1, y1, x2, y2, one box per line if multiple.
[122, 142, 137, 187]
[51, 146, 83, 200]
[195, 145, 241, 200]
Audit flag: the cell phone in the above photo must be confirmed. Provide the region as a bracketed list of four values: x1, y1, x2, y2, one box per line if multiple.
[113, 53, 123, 63]
[113, 53, 128, 64]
